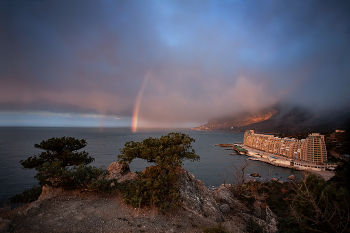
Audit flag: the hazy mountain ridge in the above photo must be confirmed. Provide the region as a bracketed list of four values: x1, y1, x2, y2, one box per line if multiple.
[193, 106, 350, 134]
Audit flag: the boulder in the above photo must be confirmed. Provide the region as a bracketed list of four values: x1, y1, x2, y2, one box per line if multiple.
[278, 181, 284, 184]
[219, 204, 230, 214]
[106, 162, 137, 183]
[271, 178, 279, 182]
[288, 175, 295, 180]
[251, 172, 261, 178]
[175, 167, 222, 222]
[212, 184, 249, 213]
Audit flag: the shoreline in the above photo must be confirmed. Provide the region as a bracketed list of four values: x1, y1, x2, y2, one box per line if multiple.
[237, 144, 335, 181]
[305, 170, 335, 181]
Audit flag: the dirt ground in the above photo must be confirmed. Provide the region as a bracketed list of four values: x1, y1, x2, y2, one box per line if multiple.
[2, 190, 219, 233]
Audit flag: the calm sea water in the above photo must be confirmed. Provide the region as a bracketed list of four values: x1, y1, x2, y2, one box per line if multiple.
[0, 127, 308, 206]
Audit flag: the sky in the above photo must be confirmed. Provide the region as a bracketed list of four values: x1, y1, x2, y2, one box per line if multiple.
[1, 0, 349, 129]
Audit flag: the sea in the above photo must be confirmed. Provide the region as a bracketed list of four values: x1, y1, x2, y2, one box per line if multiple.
[0, 127, 309, 206]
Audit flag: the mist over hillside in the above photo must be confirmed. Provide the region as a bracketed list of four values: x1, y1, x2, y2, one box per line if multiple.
[192, 105, 350, 134]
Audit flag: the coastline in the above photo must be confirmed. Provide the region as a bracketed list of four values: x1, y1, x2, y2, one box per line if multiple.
[305, 170, 335, 181]
[237, 144, 335, 181]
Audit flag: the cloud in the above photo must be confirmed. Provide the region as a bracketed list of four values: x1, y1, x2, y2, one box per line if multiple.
[136, 69, 278, 126]
[0, 0, 349, 127]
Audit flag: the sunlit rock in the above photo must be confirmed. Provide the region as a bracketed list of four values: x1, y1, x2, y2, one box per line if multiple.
[106, 162, 137, 183]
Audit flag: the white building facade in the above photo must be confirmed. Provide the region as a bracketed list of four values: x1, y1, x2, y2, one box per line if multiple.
[243, 130, 327, 164]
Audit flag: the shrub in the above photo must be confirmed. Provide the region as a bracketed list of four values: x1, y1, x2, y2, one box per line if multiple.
[120, 166, 180, 210]
[246, 218, 265, 233]
[11, 137, 110, 204]
[291, 174, 350, 233]
[117, 132, 199, 211]
[9, 185, 42, 204]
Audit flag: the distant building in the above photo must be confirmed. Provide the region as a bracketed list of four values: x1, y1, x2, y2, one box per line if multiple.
[243, 130, 327, 164]
[335, 129, 346, 133]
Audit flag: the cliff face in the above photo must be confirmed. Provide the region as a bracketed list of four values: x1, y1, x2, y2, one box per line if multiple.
[193, 109, 278, 131]
[193, 106, 350, 134]
[3, 164, 278, 233]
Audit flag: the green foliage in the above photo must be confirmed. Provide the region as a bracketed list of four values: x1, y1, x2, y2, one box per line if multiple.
[292, 174, 350, 233]
[9, 185, 42, 204]
[88, 178, 117, 193]
[117, 132, 199, 211]
[118, 132, 199, 169]
[21, 137, 94, 171]
[19, 136, 98, 188]
[262, 182, 296, 218]
[11, 137, 111, 204]
[276, 217, 301, 233]
[202, 223, 229, 233]
[331, 160, 350, 193]
[34, 162, 108, 190]
[120, 166, 180, 210]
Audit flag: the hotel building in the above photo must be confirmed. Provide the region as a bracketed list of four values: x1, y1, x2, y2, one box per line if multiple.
[243, 130, 327, 164]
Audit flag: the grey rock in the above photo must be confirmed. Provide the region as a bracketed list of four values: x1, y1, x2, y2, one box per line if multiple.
[212, 184, 249, 213]
[212, 184, 277, 233]
[175, 167, 222, 222]
[219, 204, 230, 214]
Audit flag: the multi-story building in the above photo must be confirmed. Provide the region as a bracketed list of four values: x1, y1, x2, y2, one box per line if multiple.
[243, 130, 327, 164]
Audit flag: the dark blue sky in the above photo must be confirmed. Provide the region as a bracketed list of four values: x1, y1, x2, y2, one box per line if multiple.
[1, 0, 349, 128]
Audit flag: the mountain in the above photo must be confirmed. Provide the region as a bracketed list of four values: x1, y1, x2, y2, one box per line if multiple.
[192, 106, 350, 134]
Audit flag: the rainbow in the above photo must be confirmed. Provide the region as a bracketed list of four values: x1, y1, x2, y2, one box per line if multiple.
[131, 71, 150, 133]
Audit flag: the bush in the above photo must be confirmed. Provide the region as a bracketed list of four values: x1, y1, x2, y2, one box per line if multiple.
[276, 217, 300, 233]
[35, 162, 109, 190]
[88, 178, 117, 194]
[117, 132, 199, 211]
[291, 174, 350, 233]
[11, 137, 111, 204]
[246, 218, 265, 233]
[9, 185, 42, 204]
[120, 166, 180, 210]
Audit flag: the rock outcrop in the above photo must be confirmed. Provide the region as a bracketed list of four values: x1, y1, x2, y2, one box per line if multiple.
[251, 172, 261, 177]
[176, 168, 277, 232]
[175, 167, 222, 222]
[212, 184, 278, 233]
[212, 184, 249, 214]
[9, 163, 278, 232]
[106, 162, 137, 183]
[38, 185, 66, 202]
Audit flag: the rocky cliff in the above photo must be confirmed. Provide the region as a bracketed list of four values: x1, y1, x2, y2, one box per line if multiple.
[175, 167, 277, 232]
[1, 163, 278, 233]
